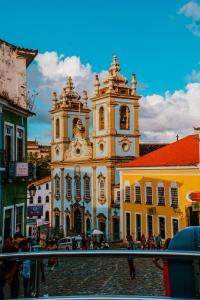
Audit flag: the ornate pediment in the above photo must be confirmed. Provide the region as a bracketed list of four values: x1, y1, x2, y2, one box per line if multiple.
[65, 122, 92, 160]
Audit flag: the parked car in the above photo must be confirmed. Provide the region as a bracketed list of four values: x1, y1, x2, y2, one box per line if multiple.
[58, 236, 82, 250]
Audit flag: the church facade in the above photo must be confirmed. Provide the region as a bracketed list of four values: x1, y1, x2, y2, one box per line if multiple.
[50, 56, 141, 240]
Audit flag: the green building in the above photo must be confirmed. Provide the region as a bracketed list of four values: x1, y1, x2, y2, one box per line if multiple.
[0, 39, 37, 241]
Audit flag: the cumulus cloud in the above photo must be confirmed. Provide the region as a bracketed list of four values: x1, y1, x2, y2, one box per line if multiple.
[179, 1, 200, 36]
[28, 51, 200, 144]
[140, 83, 200, 142]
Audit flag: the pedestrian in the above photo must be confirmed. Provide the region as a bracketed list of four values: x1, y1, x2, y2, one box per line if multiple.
[47, 240, 57, 270]
[153, 238, 171, 296]
[127, 235, 136, 279]
[81, 235, 87, 250]
[141, 234, 146, 249]
[0, 237, 20, 299]
[19, 239, 31, 298]
[155, 234, 162, 250]
[147, 234, 154, 250]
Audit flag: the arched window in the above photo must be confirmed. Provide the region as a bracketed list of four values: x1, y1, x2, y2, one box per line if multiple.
[135, 182, 141, 203]
[38, 196, 41, 203]
[170, 182, 178, 208]
[146, 182, 152, 204]
[75, 175, 81, 200]
[46, 183, 49, 190]
[98, 173, 106, 204]
[46, 195, 49, 203]
[45, 211, 49, 221]
[124, 185, 130, 202]
[55, 174, 60, 200]
[84, 174, 90, 200]
[120, 105, 130, 130]
[66, 174, 72, 200]
[99, 107, 105, 130]
[56, 118, 60, 139]
[72, 118, 80, 136]
[157, 182, 165, 206]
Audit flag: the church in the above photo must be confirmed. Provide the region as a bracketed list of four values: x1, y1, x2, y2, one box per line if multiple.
[50, 56, 141, 240]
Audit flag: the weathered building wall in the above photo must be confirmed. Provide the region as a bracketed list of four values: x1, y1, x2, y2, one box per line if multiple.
[0, 41, 27, 109]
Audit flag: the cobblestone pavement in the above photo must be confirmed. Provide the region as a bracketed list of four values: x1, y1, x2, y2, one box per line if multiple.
[5, 256, 165, 298]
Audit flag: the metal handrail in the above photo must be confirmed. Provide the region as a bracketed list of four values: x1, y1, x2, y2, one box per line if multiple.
[34, 297, 184, 300]
[0, 249, 200, 261]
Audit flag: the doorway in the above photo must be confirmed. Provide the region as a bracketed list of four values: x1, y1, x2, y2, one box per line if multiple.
[74, 209, 82, 234]
[113, 218, 120, 240]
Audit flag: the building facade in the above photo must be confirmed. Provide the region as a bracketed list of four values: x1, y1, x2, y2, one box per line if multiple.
[27, 177, 51, 238]
[118, 132, 200, 242]
[51, 56, 141, 240]
[27, 140, 51, 159]
[0, 39, 37, 240]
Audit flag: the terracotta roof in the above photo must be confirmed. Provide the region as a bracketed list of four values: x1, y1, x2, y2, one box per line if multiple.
[28, 176, 51, 188]
[140, 143, 167, 156]
[119, 134, 199, 168]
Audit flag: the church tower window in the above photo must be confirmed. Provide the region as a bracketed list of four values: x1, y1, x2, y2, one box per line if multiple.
[98, 173, 106, 204]
[66, 174, 72, 200]
[84, 174, 90, 201]
[120, 105, 130, 130]
[55, 174, 60, 200]
[72, 117, 80, 136]
[99, 107, 105, 130]
[75, 175, 81, 200]
[56, 118, 60, 139]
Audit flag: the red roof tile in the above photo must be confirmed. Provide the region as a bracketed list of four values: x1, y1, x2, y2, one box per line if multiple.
[119, 134, 199, 168]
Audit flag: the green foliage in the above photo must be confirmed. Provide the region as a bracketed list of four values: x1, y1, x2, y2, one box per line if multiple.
[28, 153, 51, 179]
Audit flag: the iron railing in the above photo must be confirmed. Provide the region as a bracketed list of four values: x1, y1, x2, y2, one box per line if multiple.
[0, 250, 199, 299]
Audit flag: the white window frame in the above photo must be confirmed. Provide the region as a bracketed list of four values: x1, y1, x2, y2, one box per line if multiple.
[124, 181, 131, 202]
[135, 212, 142, 241]
[145, 182, 153, 204]
[125, 211, 131, 238]
[158, 215, 166, 240]
[170, 182, 179, 207]
[157, 182, 165, 206]
[171, 217, 179, 237]
[15, 203, 24, 236]
[16, 125, 25, 161]
[146, 214, 154, 238]
[3, 206, 14, 240]
[134, 182, 141, 203]
[4, 122, 15, 161]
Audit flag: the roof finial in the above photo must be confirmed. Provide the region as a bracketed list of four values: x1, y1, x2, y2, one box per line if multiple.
[176, 134, 179, 141]
[65, 76, 74, 93]
[94, 75, 100, 95]
[110, 54, 120, 74]
[82, 90, 88, 108]
[131, 73, 137, 95]
[52, 91, 58, 109]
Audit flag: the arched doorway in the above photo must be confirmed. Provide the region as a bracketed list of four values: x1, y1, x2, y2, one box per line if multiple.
[74, 209, 82, 234]
[86, 218, 91, 235]
[113, 218, 120, 240]
[66, 215, 70, 235]
[98, 214, 106, 234]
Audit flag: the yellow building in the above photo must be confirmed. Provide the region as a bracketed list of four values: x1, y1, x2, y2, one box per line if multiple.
[118, 132, 200, 242]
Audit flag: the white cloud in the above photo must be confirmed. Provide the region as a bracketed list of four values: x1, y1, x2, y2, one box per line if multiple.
[28, 51, 200, 144]
[179, 1, 200, 36]
[140, 83, 200, 142]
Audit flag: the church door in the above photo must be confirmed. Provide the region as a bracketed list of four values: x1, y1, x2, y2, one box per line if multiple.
[86, 219, 91, 235]
[113, 218, 120, 240]
[74, 209, 82, 234]
[66, 215, 70, 235]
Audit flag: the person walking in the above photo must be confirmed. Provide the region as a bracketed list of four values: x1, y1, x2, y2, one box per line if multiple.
[153, 238, 171, 296]
[155, 234, 162, 250]
[0, 237, 19, 299]
[147, 234, 154, 250]
[19, 239, 31, 298]
[127, 235, 136, 279]
[141, 234, 146, 249]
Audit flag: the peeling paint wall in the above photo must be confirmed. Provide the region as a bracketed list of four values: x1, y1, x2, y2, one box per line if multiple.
[0, 41, 27, 109]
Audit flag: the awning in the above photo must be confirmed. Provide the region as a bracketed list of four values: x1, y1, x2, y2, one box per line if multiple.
[190, 192, 200, 202]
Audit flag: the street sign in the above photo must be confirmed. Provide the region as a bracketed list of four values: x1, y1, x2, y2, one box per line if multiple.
[28, 206, 43, 217]
[26, 218, 37, 225]
[16, 162, 28, 177]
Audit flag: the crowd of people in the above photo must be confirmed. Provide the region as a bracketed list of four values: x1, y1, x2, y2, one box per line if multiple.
[140, 233, 162, 250]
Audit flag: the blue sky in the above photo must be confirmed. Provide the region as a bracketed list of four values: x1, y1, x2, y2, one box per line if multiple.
[1, 0, 200, 143]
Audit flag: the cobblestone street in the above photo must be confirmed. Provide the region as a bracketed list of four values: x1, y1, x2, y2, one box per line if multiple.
[39, 256, 164, 297]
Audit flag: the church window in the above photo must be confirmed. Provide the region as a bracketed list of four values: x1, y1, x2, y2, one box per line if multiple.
[120, 105, 130, 130]
[84, 174, 90, 201]
[99, 107, 105, 130]
[66, 174, 72, 200]
[55, 174, 60, 200]
[72, 118, 80, 136]
[56, 118, 60, 139]
[98, 173, 106, 204]
[75, 175, 81, 200]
